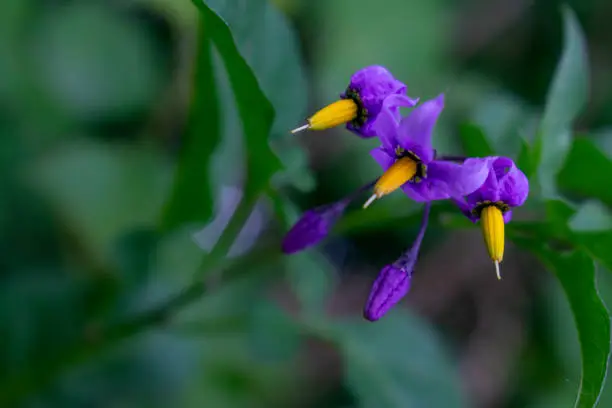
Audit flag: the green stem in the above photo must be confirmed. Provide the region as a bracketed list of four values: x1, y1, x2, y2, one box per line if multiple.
[198, 194, 257, 277]
[0, 282, 205, 405]
[0, 243, 281, 405]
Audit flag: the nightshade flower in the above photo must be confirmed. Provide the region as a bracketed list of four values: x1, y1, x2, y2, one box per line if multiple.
[291, 65, 418, 137]
[282, 180, 376, 254]
[364, 203, 431, 321]
[453, 156, 529, 279]
[363, 94, 490, 208]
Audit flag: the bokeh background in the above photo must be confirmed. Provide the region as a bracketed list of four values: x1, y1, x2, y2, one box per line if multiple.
[1, 0, 612, 407]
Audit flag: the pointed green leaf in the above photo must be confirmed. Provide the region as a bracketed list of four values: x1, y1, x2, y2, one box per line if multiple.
[161, 27, 220, 231]
[569, 201, 612, 232]
[193, 0, 283, 199]
[516, 137, 535, 179]
[201, 0, 312, 191]
[329, 312, 465, 408]
[558, 138, 612, 206]
[458, 123, 494, 157]
[535, 7, 589, 197]
[514, 239, 610, 408]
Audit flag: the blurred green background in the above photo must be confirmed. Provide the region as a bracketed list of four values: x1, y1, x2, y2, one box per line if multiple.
[1, 0, 612, 407]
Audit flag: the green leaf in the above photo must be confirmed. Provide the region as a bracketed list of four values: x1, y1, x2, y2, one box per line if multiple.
[183, 332, 300, 408]
[568, 202, 612, 273]
[204, 0, 306, 136]
[279, 197, 333, 315]
[200, 0, 312, 191]
[246, 301, 302, 362]
[161, 27, 220, 231]
[29, 140, 169, 264]
[591, 128, 612, 158]
[285, 252, 333, 317]
[513, 239, 610, 408]
[458, 123, 494, 157]
[535, 7, 589, 197]
[558, 138, 612, 206]
[193, 0, 283, 199]
[510, 199, 612, 274]
[569, 201, 612, 232]
[516, 137, 535, 179]
[329, 311, 465, 408]
[34, 2, 164, 119]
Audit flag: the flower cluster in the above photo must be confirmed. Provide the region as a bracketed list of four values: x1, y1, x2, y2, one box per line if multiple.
[286, 66, 529, 321]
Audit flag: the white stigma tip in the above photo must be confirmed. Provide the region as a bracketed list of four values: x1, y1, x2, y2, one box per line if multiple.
[494, 260, 501, 280]
[363, 194, 378, 209]
[291, 124, 310, 134]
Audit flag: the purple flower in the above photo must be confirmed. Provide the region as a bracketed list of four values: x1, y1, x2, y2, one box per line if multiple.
[342, 65, 418, 137]
[291, 66, 417, 138]
[364, 203, 431, 321]
[453, 156, 529, 279]
[453, 156, 529, 223]
[364, 94, 490, 207]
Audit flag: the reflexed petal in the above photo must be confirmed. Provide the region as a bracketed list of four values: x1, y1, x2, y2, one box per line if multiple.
[463, 157, 499, 202]
[396, 94, 444, 162]
[404, 160, 490, 202]
[491, 156, 515, 180]
[499, 162, 529, 207]
[453, 198, 479, 223]
[370, 147, 395, 171]
[357, 94, 418, 137]
[363, 265, 411, 321]
[347, 66, 408, 108]
[372, 103, 400, 152]
[402, 177, 452, 201]
[503, 210, 513, 223]
[401, 183, 426, 201]
[282, 202, 347, 254]
[345, 65, 417, 138]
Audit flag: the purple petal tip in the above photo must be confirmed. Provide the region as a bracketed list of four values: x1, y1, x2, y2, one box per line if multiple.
[281, 204, 346, 255]
[363, 265, 411, 322]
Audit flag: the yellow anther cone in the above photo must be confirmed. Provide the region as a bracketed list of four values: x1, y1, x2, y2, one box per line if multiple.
[480, 205, 505, 279]
[363, 157, 417, 208]
[291, 99, 358, 133]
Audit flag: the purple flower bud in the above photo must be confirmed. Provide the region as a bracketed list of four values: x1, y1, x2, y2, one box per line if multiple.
[282, 180, 378, 255]
[363, 265, 411, 321]
[363, 203, 431, 321]
[281, 201, 348, 254]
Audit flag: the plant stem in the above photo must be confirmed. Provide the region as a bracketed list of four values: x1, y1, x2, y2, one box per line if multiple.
[437, 155, 467, 162]
[198, 194, 257, 278]
[0, 241, 281, 406]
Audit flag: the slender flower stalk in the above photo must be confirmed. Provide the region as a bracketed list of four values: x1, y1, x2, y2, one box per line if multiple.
[292, 66, 418, 137]
[363, 203, 431, 321]
[453, 156, 529, 279]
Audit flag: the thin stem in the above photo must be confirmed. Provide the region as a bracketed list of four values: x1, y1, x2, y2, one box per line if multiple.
[0, 282, 205, 405]
[204, 195, 257, 268]
[413, 202, 432, 249]
[0, 243, 282, 406]
[436, 155, 467, 162]
[393, 202, 432, 268]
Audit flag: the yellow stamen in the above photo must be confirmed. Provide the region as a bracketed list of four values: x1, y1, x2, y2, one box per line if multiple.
[363, 157, 417, 208]
[480, 205, 505, 280]
[291, 99, 358, 133]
